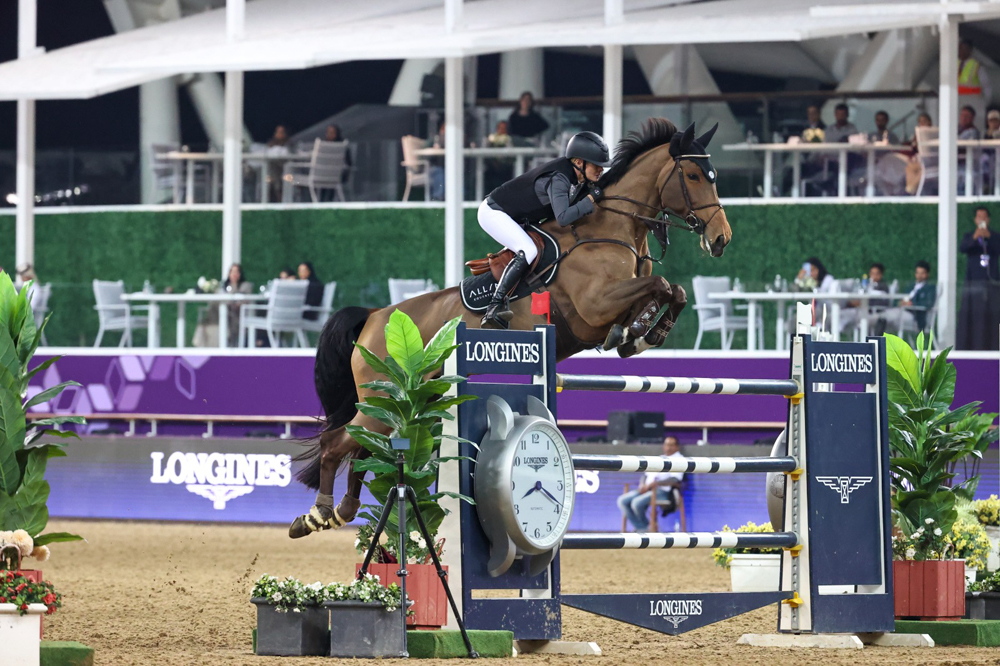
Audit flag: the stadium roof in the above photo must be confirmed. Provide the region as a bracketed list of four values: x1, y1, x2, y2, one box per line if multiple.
[3, 0, 1000, 101]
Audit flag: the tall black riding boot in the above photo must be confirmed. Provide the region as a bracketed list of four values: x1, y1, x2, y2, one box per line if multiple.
[482, 250, 530, 329]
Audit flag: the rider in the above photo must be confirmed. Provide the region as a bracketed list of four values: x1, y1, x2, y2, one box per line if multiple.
[478, 131, 612, 328]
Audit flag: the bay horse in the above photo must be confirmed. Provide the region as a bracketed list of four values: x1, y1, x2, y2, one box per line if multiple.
[288, 118, 732, 537]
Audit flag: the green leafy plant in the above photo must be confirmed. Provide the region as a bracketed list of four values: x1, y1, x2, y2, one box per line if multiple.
[711, 521, 781, 569]
[0, 274, 84, 559]
[884, 332, 997, 543]
[346, 311, 475, 564]
[251, 573, 404, 613]
[970, 570, 1000, 593]
[891, 516, 949, 561]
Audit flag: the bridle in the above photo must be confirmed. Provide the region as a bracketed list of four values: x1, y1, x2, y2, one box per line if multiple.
[597, 154, 725, 240]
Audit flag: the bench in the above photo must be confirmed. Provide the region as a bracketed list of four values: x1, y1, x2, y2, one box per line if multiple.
[28, 412, 318, 439]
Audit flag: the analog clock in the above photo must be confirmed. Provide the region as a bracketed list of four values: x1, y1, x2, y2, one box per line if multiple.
[475, 394, 575, 577]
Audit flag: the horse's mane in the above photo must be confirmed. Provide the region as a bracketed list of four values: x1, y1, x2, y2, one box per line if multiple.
[599, 118, 679, 189]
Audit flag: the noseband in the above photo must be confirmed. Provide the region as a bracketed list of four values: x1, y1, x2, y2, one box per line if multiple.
[597, 154, 725, 238]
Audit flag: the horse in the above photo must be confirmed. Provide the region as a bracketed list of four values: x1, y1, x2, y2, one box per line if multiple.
[288, 118, 732, 538]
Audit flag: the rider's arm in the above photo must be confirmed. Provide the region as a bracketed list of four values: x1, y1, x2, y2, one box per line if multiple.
[544, 173, 595, 227]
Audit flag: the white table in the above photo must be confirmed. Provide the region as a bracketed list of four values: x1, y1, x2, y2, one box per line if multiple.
[122, 292, 268, 349]
[156, 151, 311, 204]
[415, 146, 560, 201]
[724, 139, 1000, 198]
[708, 290, 914, 350]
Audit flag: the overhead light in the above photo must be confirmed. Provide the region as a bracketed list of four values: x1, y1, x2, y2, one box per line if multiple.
[73, 187, 81, 195]
[5, 193, 16, 205]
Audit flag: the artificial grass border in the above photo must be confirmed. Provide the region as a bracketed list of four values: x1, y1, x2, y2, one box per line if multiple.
[895, 619, 1000, 646]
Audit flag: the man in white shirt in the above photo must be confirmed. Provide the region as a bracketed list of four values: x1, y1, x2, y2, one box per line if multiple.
[617, 436, 685, 531]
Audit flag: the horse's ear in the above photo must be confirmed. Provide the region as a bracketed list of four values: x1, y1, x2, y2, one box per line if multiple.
[670, 123, 696, 157]
[696, 123, 719, 150]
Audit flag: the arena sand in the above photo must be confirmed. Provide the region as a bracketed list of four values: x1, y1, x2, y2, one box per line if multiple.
[38, 519, 997, 665]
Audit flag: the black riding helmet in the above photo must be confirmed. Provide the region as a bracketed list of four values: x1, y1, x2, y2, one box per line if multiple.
[565, 131, 612, 168]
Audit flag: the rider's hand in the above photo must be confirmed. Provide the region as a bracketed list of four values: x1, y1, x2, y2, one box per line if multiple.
[589, 184, 605, 202]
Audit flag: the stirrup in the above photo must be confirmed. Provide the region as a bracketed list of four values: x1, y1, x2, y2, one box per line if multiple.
[481, 301, 513, 329]
[288, 504, 348, 539]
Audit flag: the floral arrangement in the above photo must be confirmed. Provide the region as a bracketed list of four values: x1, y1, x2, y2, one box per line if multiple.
[712, 521, 781, 569]
[802, 127, 825, 143]
[251, 573, 403, 614]
[0, 530, 51, 569]
[196, 276, 220, 294]
[973, 495, 1000, 527]
[946, 520, 992, 570]
[354, 523, 444, 565]
[0, 570, 61, 616]
[892, 517, 948, 561]
[969, 570, 1000, 593]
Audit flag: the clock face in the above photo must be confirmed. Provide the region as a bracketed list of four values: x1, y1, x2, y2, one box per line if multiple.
[509, 422, 574, 550]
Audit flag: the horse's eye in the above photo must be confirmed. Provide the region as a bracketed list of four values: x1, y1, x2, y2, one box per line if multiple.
[687, 173, 699, 181]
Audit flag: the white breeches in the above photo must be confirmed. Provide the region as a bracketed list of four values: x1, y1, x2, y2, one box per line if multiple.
[477, 199, 538, 263]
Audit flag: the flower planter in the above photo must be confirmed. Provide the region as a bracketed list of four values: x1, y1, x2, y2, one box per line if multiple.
[893, 560, 965, 620]
[965, 565, 978, 590]
[325, 600, 405, 658]
[357, 562, 448, 629]
[985, 526, 1000, 572]
[0, 603, 47, 666]
[966, 591, 1000, 620]
[729, 554, 780, 592]
[250, 598, 328, 656]
[18, 570, 44, 638]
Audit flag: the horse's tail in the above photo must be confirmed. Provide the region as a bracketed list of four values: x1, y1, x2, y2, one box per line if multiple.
[294, 306, 371, 489]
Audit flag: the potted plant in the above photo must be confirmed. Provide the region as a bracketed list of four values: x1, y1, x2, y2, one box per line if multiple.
[967, 570, 1000, 620]
[324, 572, 406, 658]
[712, 521, 782, 592]
[250, 575, 329, 656]
[0, 569, 61, 666]
[972, 495, 1000, 571]
[884, 333, 996, 619]
[947, 520, 991, 588]
[346, 311, 475, 630]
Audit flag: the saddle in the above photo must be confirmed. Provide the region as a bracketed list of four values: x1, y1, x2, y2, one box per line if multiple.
[465, 230, 548, 281]
[459, 228, 560, 314]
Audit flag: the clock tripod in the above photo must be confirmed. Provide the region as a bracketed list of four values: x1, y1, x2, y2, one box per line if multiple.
[357, 437, 479, 659]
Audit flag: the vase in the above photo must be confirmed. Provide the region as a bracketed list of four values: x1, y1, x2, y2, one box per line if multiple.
[965, 564, 978, 590]
[325, 600, 406, 658]
[357, 562, 448, 629]
[893, 560, 965, 620]
[0, 603, 47, 666]
[985, 526, 1000, 572]
[729, 553, 780, 592]
[966, 591, 1000, 620]
[18, 570, 44, 639]
[250, 598, 328, 656]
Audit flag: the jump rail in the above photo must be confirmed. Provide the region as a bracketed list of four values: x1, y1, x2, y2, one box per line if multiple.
[556, 374, 800, 396]
[572, 454, 797, 474]
[561, 531, 798, 550]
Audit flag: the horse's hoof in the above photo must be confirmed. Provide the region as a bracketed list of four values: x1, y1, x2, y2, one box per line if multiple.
[288, 505, 340, 539]
[603, 324, 624, 351]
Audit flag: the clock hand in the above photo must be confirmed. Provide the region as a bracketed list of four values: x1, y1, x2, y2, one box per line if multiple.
[522, 481, 541, 499]
[538, 485, 564, 509]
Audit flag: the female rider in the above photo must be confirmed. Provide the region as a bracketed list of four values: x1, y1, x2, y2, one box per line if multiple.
[478, 131, 612, 328]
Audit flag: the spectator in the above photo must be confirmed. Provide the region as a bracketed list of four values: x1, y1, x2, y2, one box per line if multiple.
[804, 104, 826, 132]
[874, 261, 936, 336]
[507, 92, 550, 140]
[959, 38, 992, 123]
[840, 262, 890, 333]
[617, 436, 684, 531]
[194, 263, 253, 347]
[298, 262, 324, 321]
[321, 124, 352, 198]
[986, 109, 1000, 139]
[957, 207, 1000, 350]
[488, 120, 513, 148]
[485, 120, 514, 191]
[824, 103, 859, 144]
[278, 267, 296, 280]
[959, 105, 980, 140]
[790, 258, 837, 329]
[325, 124, 344, 142]
[429, 122, 445, 200]
[14, 263, 36, 291]
[268, 125, 290, 147]
[870, 110, 900, 144]
[905, 112, 935, 195]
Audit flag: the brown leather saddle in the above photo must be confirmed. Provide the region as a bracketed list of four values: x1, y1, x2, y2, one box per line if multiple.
[465, 230, 548, 281]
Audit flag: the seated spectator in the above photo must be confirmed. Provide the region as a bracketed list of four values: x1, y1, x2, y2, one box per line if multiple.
[14, 263, 36, 291]
[193, 263, 253, 347]
[986, 109, 1000, 139]
[617, 436, 684, 531]
[905, 112, 935, 195]
[869, 110, 900, 144]
[839, 262, 890, 332]
[325, 124, 345, 142]
[488, 120, 513, 148]
[321, 124, 351, 197]
[788, 258, 837, 329]
[278, 267, 296, 280]
[984, 110, 1000, 192]
[959, 106, 981, 192]
[268, 125, 290, 148]
[299, 262, 324, 321]
[803, 104, 826, 134]
[508, 92, 550, 140]
[485, 120, 515, 191]
[266, 124, 291, 200]
[824, 103, 859, 144]
[429, 122, 445, 200]
[874, 261, 935, 336]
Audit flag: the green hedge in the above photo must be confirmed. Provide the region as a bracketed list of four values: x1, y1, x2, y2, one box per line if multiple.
[0, 203, 982, 348]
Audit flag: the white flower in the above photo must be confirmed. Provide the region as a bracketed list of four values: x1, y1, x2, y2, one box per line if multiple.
[925, 518, 935, 525]
[906, 548, 916, 559]
[410, 531, 422, 542]
[293, 608, 301, 613]
[912, 527, 924, 538]
[271, 592, 283, 602]
[30, 546, 50, 562]
[934, 528, 942, 536]
[11, 530, 33, 557]
[309, 582, 323, 591]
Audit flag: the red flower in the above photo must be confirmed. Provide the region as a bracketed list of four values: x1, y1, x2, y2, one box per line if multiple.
[0, 597, 6, 603]
[43, 594, 55, 604]
[19, 604, 27, 611]
[46, 606, 55, 615]
[14, 584, 25, 593]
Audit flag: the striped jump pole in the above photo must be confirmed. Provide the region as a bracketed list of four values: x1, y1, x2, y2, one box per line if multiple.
[561, 531, 798, 550]
[557, 374, 799, 396]
[572, 454, 797, 475]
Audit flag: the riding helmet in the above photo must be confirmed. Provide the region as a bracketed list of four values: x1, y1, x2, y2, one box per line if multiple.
[565, 131, 612, 167]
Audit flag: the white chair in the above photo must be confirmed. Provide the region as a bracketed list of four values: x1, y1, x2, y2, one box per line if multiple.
[92, 280, 149, 347]
[400, 136, 431, 202]
[239, 280, 310, 348]
[282, 139, 351, 202]
[301, 281, 337, 336]
[915, 127, 939, 196]
[690, 276, 762, 350]
[26, 283, 51, 346]
[388, 278, 436, 305]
